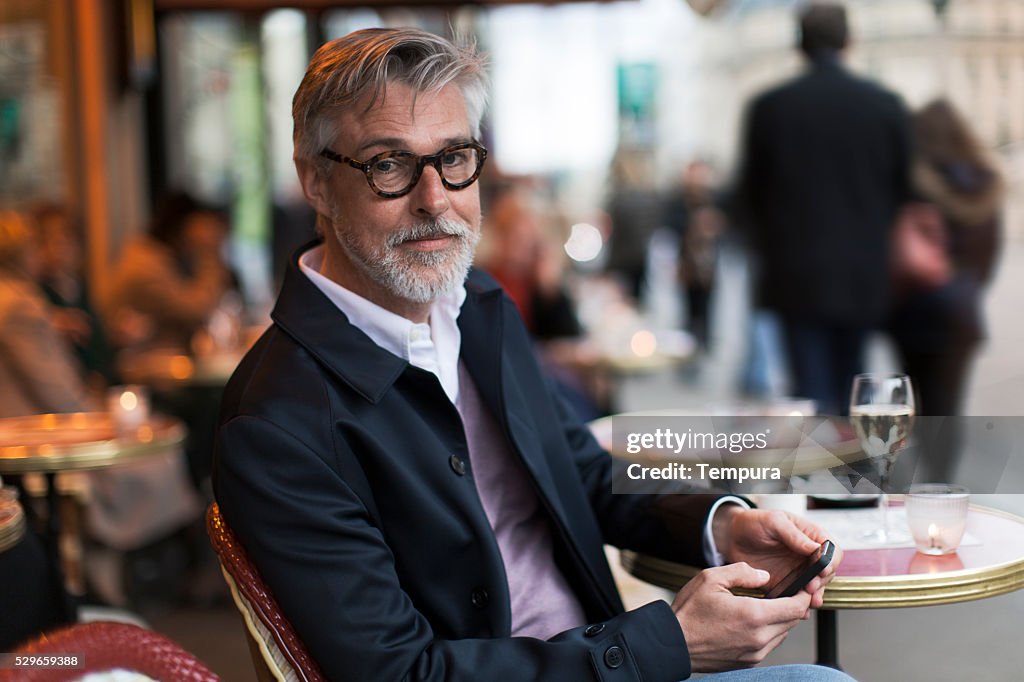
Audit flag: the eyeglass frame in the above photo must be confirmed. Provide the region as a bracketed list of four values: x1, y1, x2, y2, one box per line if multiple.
[319, 141, 488, 199]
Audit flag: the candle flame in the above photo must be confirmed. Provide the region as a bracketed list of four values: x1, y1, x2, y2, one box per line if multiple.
[928, 524, 940, 539]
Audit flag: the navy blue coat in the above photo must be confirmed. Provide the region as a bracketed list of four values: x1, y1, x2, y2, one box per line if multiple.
[214, 244, 722, 681]
[738, 58, 911, 327]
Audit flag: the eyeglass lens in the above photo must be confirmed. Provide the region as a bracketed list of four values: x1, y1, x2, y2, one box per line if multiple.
[370, 146, 482, 193]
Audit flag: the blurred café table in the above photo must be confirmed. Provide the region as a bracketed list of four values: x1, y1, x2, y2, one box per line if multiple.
[116, 349, 244, 391]
[545, 330, 696, 414]
[115, 323, 266, 391]
[0, 412, 186, 611]
[620, 502, 1024, 669]
[562, 276, 698, 412]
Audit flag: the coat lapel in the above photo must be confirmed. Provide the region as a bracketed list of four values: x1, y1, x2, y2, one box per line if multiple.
[271, 241, 408, 404]
[458, 273, 572, 530]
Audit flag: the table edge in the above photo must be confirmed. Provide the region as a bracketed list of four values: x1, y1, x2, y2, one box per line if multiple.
[621, 504, 1024, 609]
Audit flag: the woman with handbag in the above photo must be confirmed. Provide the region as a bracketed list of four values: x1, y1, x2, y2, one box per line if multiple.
[888, 99, 1004, 480]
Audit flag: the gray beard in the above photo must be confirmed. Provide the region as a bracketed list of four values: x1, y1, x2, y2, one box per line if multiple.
[332, 215, 480, 304]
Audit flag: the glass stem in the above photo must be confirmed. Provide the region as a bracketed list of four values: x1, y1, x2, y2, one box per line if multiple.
[879, 456, 895, 541]
[879, 490, 890, 540]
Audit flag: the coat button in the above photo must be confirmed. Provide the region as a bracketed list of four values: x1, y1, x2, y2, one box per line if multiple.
[584, 623, 606, 638]
[449, 454, 466, 476]
[603, 645, 624, 669]
[470, 587, 489, 609]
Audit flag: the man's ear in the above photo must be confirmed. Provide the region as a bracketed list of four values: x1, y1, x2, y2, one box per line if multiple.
[295, 157, 333, 218]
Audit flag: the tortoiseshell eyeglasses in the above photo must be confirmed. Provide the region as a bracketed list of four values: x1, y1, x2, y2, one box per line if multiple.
[319, 141, 488, 199]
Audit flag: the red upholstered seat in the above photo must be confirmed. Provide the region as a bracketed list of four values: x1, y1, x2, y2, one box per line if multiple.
[1, 621, 218, 681]
[206, 502, 326, 682]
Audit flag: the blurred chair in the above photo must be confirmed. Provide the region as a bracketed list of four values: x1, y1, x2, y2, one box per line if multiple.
[206, 502, 326, 682]
[1, 620, 217, 681]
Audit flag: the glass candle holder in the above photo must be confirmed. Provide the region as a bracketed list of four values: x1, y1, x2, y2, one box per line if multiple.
[905, 483, 970, 555]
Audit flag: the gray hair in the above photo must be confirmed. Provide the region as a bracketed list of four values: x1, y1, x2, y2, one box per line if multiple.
[292, 28, 488, 169]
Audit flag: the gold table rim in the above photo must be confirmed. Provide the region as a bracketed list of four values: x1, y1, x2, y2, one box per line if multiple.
[0, 412, 186, 473]
[621, 504, 1024, 609]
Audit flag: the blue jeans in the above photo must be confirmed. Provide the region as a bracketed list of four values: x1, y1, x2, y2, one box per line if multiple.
[695, 664, 856, 681]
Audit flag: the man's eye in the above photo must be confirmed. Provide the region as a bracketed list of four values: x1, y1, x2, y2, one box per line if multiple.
[442, 151, 470, 167]
[373, 159, 402, 175]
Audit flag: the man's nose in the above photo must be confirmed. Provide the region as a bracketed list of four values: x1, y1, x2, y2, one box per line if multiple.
[410, 164, 451, 217]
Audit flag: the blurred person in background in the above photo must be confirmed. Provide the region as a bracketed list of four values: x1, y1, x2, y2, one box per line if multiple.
[106, 191, 240, 494]
[479, 186, 581, 341]
[32, 203, 117, 390]
[736, 1, 911, 415]
[603, 147, 663, 306]
[105, 191, 232, 354]
[478, 186, 601, 420]
[0, 208, 199, 610]
[0, 209, 202, 610]
[887, 99, 1004, 481]
[0, 209, 93, 417]
[664, 160, 726, 352]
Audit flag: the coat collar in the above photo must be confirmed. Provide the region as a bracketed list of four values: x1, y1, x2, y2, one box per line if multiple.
[271, 240, 504, 404]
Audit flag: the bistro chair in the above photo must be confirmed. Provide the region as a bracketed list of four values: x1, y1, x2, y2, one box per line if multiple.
[1, 621, 218, 682]
[206, 502, 326, 682]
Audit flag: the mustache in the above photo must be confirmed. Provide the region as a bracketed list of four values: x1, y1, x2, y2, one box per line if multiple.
[386, 218, 473, 248]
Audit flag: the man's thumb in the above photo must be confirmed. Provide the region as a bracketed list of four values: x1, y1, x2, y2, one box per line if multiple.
[712, 562, 771, 589]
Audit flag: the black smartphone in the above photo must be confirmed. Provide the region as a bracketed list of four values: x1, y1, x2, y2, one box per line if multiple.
[763, 540, 835, 599]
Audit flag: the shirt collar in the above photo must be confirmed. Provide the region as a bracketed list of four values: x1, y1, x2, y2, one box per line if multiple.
[298, 244, 465, 402]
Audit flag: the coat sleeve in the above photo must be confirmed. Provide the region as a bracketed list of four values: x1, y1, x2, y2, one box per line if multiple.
[215, 414, 694, 682]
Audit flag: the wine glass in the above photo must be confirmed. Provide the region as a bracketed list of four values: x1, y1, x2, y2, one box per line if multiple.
[849, 373, 915, 544]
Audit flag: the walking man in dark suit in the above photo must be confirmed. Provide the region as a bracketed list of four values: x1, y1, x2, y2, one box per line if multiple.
[214, 27, 853, 682]
[737, 1, 912, 415]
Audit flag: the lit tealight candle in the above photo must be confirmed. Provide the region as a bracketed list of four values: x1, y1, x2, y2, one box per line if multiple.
[906, 484, 970, 555]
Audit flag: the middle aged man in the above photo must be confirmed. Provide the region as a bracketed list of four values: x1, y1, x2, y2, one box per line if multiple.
[214, 28, 851, 682]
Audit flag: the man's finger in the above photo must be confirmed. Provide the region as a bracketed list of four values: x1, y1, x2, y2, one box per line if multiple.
[708, 562, 772, 590]
[770, 513, 822, 554]
[809, 586, 826, 609]
[756, 590, 813, 624]
[786, 513, 833, 547]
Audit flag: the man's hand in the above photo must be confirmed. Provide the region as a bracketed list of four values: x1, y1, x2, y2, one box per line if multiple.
[671, 562, 810, 672]
[715, 508, 842, 608]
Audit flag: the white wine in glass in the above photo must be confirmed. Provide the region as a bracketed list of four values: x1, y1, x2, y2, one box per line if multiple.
[849, 373, 915, 544]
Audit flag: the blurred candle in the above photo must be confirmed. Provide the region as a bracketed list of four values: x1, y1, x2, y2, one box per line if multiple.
[108, 385, 150, 433]
[630, 330, 657, 357]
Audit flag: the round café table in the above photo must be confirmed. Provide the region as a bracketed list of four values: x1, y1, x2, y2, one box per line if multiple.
[0, 412, 186, 614]
[0, 412, 186, 474]
[620, 503, 1024, 669]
